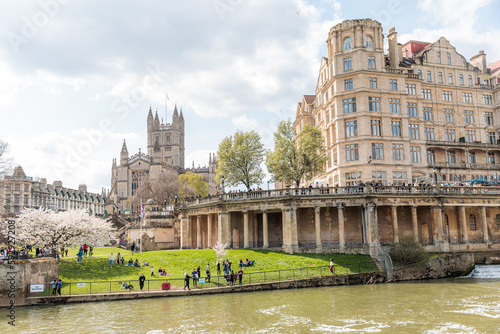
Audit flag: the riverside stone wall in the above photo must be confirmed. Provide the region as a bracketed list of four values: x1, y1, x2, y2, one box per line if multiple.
[0, 258, 58, 307]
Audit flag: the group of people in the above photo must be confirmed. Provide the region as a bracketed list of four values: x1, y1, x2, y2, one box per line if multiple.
[50, 279, 63, 296]
[76, 244, 94, 264]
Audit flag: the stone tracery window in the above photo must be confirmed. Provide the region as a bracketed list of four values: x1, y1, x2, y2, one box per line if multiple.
[469, 214, 477, 231]
[343, 37, 352, 50]
[365, 36, 373, 48]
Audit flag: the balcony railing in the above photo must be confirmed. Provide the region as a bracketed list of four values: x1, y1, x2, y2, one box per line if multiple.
[426, 140, 500, 149]
[182, 185, 500, 206]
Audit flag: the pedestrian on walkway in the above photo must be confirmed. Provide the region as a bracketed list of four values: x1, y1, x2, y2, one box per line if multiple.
[109, 253, 114, 267]
[238, 268, 243, 285]
[139, 273, 146, 292]
[57, 279, 62, 296]
[206, 263, 211, 283]
[192, 268, 198, 288]
[329, 259, 334, 274]
[51, 280, 57, 295]
[184, 272, 190, 290]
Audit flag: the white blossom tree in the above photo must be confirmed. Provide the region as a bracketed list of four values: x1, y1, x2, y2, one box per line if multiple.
[212, 241, 228, 261]
[10, 208, 114, 251]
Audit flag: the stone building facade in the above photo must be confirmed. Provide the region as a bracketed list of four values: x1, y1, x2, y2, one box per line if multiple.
[110, 105, 218, 211]
[0, 166, 106, 217]
[294, 19, 500, 187]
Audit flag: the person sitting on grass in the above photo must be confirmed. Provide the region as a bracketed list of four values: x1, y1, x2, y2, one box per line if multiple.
[162, 269, 171, 276]
[134, 259, 140, 267]
[158, 267, 163, 275]
[127, 259, 134, 266]
[142, 261, 150, 267]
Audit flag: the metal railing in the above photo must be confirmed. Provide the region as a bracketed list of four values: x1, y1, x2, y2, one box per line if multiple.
[27, 262, 377, 297]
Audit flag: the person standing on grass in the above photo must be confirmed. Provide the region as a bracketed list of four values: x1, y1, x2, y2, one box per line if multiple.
[77, 247, 83, 264]
[151, 266, 156, 277]
[192, 268, 198, 288]
[139, 273, 146, 292]
[89, 246, 93, 257]
[206, 263, 211, 283]
[116, 252, 121, 265]
[329, 259, 334, 274]
[57, 279, 62, 296]
[184, 272, 191, 290]
[109, 253, 114, 267]
[131, 242, 136, 254]
[238, 268, 243, 286]
[216, 260, 221, 276]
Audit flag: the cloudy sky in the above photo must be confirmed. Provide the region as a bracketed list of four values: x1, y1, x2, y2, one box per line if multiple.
[1, 0, 499, 193]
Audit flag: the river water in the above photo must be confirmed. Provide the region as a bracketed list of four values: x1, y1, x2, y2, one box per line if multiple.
[2, 275, 499, 333]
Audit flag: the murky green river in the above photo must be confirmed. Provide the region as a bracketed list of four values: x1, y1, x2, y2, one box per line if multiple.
[2, 277, 499, 333]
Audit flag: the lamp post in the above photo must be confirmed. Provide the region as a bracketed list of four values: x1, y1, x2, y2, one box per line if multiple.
[221, 175, 225, 193]
[267, 180, 270, 190]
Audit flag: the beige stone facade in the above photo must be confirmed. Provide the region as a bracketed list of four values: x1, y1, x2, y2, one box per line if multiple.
[294, 19, 500, 187]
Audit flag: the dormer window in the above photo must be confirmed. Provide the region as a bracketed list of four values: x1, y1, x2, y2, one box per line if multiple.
[365, 36, 373, 48]
[343, 37, 352, 50]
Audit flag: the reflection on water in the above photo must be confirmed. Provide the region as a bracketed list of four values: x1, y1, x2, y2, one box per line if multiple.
[1, 278, 499, 333]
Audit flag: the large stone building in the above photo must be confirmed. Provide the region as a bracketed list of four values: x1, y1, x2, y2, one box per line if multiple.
[110, 105, 218, 211]
[0, 166, 106, 217]
[294, 19, 500, 187]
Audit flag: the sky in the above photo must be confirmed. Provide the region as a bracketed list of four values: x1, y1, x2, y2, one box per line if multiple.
[1, 0, 499, 193]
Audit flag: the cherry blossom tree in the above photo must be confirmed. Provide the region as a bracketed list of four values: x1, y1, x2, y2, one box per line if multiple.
[10, 208, 114, 250]
[212, 241, 228, 261]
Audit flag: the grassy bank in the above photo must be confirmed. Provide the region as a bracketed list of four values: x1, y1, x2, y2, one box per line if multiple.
[57, 247, 376, 284]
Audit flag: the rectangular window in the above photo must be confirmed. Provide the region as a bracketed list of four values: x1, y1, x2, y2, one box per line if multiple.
[483, 94, 492, 105]
[405, 84, 416, 95]
[368, 97, 380, 112]
[469, 76, 473, 86]
[488, 152, 495, 165]
[464, 110, 474, 124]
[442, 91, 452, 101]
[437, 52, 441, 64]
[369, 77, 377, 88]
[5, 194, 11, 204]
[468, 152, 476, 164]
[392, 144, 404, 161]
[344, 78, 353, 90]
[424, 127, 435, 140]
[371, 143, 384, 160]
[391, 120, 401, 137]
[368, 56, 376, 69]
[407, 102, 417, 117]
[438, 72, 443, 83]
[24, 195, 29, 206]
[389, 98, 401, 113]
[485, 112, 493, 125]
[390, 79, 398, 90]
[24, 184, 29, 192]
[460, 74, 464, 85]
[447, 53, 451, 65]
[370, 119, 381, 136]
[409, 124, 420, 139]
[343, 98, 357, 114]
[346, 144, 359, 161]
[422, 89, 432, 100]
[487, 131, 496, 144]
[410, 146, 421, 163]
[444, 109, 454, 123]
[345, 120, 358, 138]
[423, 107, 433, 121]
[427, 150, 435, 164]
[343, 57, 352, 71]
[427, 71, 432, 82]
[466, 130, 476, 143]
[463, 93, 473, 103]
[446, 128, 456, 142]
[14, 195, 20, 204]
[447, 151, 456, 164]
[448, 73, 453, 84]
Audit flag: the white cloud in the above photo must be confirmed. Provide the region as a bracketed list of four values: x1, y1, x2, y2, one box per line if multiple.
[232, 115, 259, 130]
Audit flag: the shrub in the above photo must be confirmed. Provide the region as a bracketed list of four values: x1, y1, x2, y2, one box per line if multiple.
[388, 238, 427, 265]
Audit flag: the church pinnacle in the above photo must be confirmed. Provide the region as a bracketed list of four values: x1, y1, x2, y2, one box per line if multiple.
[121, 139, 128, 153]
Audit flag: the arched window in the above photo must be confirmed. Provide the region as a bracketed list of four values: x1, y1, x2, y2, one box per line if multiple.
[365, 36, 373, 48]
[469, 214, 477, 230]
[496, 214, 500, 230]
[343, 37, 352, 50]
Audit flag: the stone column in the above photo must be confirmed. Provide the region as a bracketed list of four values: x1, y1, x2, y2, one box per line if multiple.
[262, 210, 269, 248]
[433, 206, 444, 243]
[411, 206, 419, 242]
[337, 204, 345, 250]
[391, 206, 399, 243]
[196, 215, 201, 249]
[180, 214, 189, 249]
[218, 211, 231, 246]
[480, 206, 489, 243]
[282, 207, 299, 253]
[459, 206, 468, 243]
[364, 204, 373, 245]
[367, 204, 377, 244]
[207, 214, 212, 248]
[243, 211, 249, 248]
[314, 206, 322, 250]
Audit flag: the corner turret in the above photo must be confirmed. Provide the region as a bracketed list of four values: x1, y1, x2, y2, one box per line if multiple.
[120, 139, 129, 166]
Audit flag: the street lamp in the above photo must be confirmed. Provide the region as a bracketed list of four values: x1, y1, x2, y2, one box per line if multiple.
[267, 180, 270, 190]
[221, 175, 225, 193]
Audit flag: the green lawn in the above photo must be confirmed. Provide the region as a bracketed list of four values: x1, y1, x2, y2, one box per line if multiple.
[54, 247, 376, 292]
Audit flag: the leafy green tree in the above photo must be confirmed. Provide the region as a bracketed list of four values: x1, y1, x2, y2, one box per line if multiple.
[266, 120, 326, 187]
[216, 130, 265, 190]
[179, 172, 209, 197]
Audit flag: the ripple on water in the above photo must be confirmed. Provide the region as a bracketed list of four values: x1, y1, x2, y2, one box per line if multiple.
[424, 322, 479, 334]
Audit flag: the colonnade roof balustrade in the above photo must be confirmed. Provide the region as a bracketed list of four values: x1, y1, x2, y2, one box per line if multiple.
[182, 185, 500, 208]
